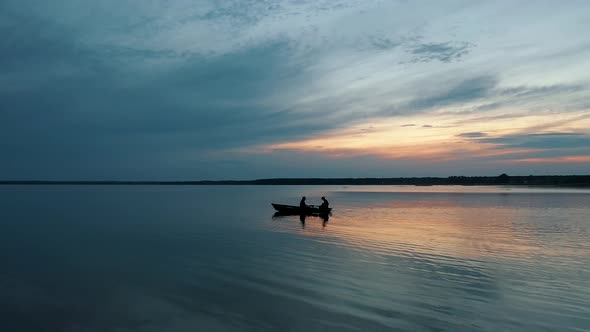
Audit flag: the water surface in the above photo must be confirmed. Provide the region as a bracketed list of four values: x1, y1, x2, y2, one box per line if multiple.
[1, 185, 589, 331]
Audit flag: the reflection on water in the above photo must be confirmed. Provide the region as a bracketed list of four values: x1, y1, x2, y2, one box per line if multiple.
[273, 212, 330, 229]
[1, 185, 589, 331]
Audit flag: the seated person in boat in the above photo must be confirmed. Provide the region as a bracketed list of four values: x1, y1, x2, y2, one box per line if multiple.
[300, 196, 307, 209]
[320, 196, 329, 209]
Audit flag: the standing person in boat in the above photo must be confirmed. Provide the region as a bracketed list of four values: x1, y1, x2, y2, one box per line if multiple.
[319, 196, 329, 209]
[300, 196, 307, 209]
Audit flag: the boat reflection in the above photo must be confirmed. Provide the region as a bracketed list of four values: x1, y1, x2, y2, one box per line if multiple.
[273, 211, 330, 221]
[273, 212, 330, 228]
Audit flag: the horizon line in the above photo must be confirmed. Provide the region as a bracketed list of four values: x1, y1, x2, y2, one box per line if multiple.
[1, 174, 590, 185]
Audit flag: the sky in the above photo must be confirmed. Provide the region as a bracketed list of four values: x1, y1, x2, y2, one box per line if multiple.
[1, 0, 590, 180]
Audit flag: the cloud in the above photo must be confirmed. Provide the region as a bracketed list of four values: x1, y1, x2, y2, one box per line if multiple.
[457, 132, 488, 138]
[408, 41, 474, 63]
[480, 132, 590, 149]
[499, 84, 585, 98]
[405, 75, 498, 111]
[0, 16, 333, 179]
[370, 36, 401, 50]
[511, 155, 590, 164]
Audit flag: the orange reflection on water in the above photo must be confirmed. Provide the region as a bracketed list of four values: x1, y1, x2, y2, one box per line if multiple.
[271, 199, 570, 263]
[339, 205, 537, 261]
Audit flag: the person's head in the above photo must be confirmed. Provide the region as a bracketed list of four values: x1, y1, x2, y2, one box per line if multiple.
[321, 196, 326, 201]
[301, 196, 306, 201]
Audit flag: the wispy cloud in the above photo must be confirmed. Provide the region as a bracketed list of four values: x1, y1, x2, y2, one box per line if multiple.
[457, 132, 488, 138]
[408, 41, 474, 63]
[511, 156, 590, 164]
[405, 75, 497, 111]
[480, 133, 590, 149]
[370, 36, 401, 50]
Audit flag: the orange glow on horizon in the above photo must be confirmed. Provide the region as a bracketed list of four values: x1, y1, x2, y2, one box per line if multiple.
[511, 155, 590, 163]
[251, 109, 590, 163]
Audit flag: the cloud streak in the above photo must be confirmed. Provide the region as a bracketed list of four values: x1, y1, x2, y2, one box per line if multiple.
[408, 41, 474, 63]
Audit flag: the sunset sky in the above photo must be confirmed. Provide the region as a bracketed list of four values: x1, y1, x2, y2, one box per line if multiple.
[2, 1, 590, 180]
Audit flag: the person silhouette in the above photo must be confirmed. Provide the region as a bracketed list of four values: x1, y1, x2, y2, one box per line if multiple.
[300, 196, 307, 209]
[319, 196, 329, 209]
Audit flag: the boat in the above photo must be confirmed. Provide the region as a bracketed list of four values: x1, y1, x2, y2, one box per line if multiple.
[271, 203, 332, 215]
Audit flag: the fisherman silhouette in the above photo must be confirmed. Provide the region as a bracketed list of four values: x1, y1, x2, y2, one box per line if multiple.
[319, 196, 329, 209]
[300, 196, 307, 209]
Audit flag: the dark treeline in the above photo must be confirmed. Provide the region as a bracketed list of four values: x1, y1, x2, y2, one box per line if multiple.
[2, 174, 590, 186]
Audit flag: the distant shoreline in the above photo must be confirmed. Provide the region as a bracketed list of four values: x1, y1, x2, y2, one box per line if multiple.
[2, 175, 590, 186]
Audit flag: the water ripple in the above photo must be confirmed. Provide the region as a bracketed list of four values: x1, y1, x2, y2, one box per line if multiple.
[1, 185, 589, 331]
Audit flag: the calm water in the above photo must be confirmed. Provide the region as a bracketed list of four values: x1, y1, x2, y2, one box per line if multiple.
[1, 185, 589, 332]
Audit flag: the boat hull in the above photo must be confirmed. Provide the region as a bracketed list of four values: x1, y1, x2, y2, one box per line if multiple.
[272, 203, 331, 214]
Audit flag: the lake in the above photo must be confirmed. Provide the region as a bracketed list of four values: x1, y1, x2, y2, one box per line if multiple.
[1, 185, 589, 331]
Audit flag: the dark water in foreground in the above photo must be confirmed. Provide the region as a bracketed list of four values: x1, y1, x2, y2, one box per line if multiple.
[1, 185, 589, 332]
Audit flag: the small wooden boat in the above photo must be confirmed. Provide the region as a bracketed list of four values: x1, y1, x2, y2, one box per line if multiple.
[272, 203, 332, 214]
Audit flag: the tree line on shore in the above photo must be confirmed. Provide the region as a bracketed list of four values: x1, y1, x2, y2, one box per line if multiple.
[2, 174, 590, 186]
